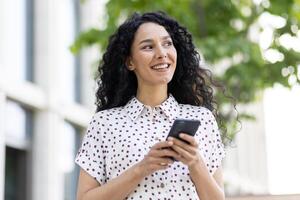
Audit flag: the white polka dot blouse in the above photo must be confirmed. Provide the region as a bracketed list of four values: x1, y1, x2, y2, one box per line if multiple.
[75, 94, 225, 199]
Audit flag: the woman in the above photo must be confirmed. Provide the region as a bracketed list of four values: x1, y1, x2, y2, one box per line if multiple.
[75, 11, 226, 200]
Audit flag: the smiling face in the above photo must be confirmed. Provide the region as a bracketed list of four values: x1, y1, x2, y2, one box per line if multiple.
[126, 22, 177, 87]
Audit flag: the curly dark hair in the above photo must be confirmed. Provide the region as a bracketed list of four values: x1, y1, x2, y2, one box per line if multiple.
[96, 11, 228, 131]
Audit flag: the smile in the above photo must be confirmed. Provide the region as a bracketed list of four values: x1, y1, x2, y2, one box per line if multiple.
[151, 63, 170, 70]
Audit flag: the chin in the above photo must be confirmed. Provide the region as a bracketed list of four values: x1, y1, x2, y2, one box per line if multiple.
[154, 77, 173, 85]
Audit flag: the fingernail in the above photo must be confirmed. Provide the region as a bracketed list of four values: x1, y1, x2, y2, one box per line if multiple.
[179, 134, 184, 138]
[168, 141, 173, 145]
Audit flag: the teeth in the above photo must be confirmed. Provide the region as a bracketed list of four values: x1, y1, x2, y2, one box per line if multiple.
[152, 64, 169, 69]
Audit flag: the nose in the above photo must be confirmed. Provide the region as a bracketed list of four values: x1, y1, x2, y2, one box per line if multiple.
[155, 45, 167, 59]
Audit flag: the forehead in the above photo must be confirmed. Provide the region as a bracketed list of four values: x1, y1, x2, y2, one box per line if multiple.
[133, 22, 170, 42]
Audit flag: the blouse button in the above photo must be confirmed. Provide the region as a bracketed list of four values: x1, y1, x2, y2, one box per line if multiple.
[160, 183, 165, 188]
[155, 137, 159, 141]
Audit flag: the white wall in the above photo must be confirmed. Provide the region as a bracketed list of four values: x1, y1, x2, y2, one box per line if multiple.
[224, 99, 269, 195]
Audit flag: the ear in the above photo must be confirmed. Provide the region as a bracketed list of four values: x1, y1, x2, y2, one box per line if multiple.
[125, 57, 135, 71]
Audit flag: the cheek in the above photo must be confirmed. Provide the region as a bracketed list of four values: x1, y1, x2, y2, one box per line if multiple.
[168, 48, 177, 64]
[134, 52, 153, 64]
[172, 48, 177, 60]
[132, 54, 152, 76]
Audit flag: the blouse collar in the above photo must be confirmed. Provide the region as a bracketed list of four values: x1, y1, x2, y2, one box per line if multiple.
[124, 94, 179, 121]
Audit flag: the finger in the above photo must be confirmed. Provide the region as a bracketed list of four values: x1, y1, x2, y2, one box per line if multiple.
[145, 155, 174, 165]
[168, 146, 188, 164]
[179, 133, 198, 147]
[149, 149, 182, 162]
[151, 140, 173, 150]
[150, 163, 171, 172]
[171, 145, 193, 161]
[150, 148, 180, 159]
[168, 137, 197, 155]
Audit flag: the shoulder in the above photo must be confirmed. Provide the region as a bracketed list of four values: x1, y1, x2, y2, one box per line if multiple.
[92, 106, 124, 121]
[86, 107, 125, 132]
[85, 106, 125, 137]
[178, 103, 215, 120]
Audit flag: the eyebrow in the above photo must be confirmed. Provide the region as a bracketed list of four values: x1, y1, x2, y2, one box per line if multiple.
[138, 36, 171, 45]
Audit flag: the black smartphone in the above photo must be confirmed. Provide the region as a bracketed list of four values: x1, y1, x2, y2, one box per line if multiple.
[166, 119, 201, 143]
[164, 119, 200, 161]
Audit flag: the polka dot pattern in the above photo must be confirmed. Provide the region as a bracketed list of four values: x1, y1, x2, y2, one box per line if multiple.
[75, 94, 225, 199]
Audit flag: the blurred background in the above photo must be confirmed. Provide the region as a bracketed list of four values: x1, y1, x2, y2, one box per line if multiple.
[0, 0, 299, 200]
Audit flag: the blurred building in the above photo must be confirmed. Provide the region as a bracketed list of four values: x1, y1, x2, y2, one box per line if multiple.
[223, 101, 269, 195]
[0, 0, 104, 199]
[0, 1, 273, 200]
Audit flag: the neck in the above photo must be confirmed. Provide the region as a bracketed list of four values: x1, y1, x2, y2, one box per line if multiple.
[136, 84, 168, 108]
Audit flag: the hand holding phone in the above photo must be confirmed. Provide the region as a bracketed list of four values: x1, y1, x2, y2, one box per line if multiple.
[166, 119, 201, 143]
[164, 119, 200, 161]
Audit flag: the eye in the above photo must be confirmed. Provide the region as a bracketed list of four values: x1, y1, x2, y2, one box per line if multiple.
[142, 45, 152, 50]
[164, 41, 173, 47]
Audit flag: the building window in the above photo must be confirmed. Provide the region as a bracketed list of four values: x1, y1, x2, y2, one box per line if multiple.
[63, 122, 82, 200]
[5, 147, 28, 200]
[74, 0, 82, 104]
[5, 101, 33, 149]
[26, 0, 34, 81]
[4, 101, 33, 200]
[59, 0, 82, 104]
[1, 0, 34, 82]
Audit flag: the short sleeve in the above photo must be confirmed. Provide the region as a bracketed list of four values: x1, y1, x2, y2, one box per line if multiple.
[203, 109, 226, 175]
[75, 114, 106, 185]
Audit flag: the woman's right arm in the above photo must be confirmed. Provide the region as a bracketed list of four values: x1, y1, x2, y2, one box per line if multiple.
[76, 164, 143, 200]
[76, 140, 181, 200]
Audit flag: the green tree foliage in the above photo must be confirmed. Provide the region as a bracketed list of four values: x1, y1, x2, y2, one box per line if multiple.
[71, 0, 300, 144]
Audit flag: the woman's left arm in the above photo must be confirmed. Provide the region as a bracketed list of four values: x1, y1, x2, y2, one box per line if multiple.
[168, 134, 225, 200]
[188, 161, 225, 200]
